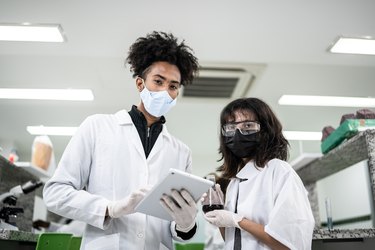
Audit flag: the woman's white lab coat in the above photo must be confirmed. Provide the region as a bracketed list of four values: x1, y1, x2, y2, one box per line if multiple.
[43, 110, 193, 250]
[224, 159, 315, 250]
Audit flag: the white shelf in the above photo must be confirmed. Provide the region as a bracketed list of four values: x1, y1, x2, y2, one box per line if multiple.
[14, 161, 51, 180]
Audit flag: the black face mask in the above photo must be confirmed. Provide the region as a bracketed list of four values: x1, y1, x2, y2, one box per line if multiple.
[224, 130, 260, 158]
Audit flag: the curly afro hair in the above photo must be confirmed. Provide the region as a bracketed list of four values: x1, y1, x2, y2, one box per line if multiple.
[126, 31, 199, 86]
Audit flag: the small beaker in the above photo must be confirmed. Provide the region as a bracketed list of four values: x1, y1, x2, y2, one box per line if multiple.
[202, 174, 224, 213]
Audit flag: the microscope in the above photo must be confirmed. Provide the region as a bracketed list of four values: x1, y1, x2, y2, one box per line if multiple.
[0, 180, 43, 230]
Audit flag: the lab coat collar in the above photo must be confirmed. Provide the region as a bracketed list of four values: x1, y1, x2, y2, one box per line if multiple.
[146, 124, 173, 160]
[160, 124, 170, 137]
[116, 108, 172, 137]
[114, 110, 133, 125]
[115, 109, 168, 128]
[114, 109, 172, 139]
[114, 110, 145, 159]
[114, 109, 173, 160]
[236, 161, 262, 180]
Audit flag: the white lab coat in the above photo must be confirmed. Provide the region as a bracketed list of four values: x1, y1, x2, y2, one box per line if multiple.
[48, 220, 86, 236]
[43, 110, 194, 250]
[224, 159, 315, 250]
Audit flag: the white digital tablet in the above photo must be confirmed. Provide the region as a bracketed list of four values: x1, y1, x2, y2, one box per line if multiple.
[135, 168, 214, 221]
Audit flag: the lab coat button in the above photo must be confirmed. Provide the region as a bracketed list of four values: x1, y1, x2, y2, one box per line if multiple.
[137, 232, 144, 238]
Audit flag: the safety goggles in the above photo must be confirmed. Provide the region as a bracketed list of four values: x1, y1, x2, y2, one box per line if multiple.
[222, 120, 260, 137]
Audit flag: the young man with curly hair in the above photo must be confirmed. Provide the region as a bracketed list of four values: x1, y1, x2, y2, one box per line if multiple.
[43, 31, 200, 249]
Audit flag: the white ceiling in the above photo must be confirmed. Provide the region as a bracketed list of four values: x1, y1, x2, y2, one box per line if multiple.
[1, 0, 375, 177]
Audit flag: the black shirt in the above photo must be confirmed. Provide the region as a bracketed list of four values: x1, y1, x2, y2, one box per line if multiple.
[128, 105, 165, 158]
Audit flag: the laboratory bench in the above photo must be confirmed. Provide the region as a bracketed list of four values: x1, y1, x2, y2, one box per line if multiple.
[312, 228, 375, 249]
[1, 228, 375, 250]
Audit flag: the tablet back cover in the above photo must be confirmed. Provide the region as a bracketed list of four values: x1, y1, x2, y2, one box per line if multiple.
[135, 168, 213, 221]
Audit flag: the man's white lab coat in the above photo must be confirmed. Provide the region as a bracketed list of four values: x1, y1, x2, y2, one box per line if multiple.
[43, 110, 193, 250]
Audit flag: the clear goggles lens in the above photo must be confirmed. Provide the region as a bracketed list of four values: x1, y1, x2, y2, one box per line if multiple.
[222, 121, 260, 137]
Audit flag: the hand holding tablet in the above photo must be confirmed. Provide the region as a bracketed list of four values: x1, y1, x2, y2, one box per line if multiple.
[135, 168, 214, 221]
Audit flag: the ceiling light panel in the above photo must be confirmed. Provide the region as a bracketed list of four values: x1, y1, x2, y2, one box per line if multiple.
[329, 36, 375, 55]
[0, 23, 65, 42]
[279, 95, 375, 107]
[27, 126, 77, 136]
[0, 88, 94, 101]
[283, 131, 322, 141]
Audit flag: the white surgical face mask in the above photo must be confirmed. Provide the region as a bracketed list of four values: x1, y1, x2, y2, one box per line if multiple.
[140, 85, 177, 117]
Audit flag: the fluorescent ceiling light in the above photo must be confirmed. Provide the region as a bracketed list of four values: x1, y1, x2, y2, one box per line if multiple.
[329, 36, 375, 55]
[0, 88, 94, 101]
[283, 131, 322, 141]
[279, 95, 375, 107]
[0, 23, 65, 42]
[27, 126, 77, 136]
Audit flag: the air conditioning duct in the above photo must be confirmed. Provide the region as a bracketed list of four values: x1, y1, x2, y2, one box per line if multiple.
[181, 66, 258, 99]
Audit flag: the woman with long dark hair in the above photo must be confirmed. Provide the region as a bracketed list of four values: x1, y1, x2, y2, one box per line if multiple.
[203, 98, 314, 250]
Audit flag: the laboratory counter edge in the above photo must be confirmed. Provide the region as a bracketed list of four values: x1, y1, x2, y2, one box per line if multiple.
[0, 229, 38, 242]
[1, 228, 375, 243]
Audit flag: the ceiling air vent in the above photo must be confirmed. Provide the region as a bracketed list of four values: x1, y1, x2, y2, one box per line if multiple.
[182, 67, 255, 99]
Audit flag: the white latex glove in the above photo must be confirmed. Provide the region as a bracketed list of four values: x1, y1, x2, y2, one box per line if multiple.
[107, 187, 150, 218]
[204, 209, 243, 228]
[160, 189, 197, 233]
